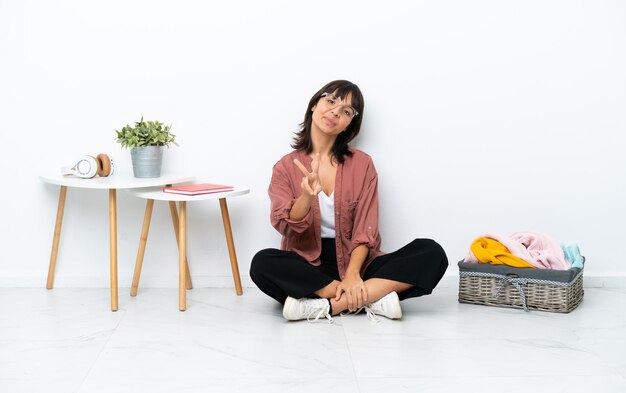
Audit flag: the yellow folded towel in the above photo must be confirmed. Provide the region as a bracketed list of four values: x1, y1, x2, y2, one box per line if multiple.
[470, 237, 536, 268]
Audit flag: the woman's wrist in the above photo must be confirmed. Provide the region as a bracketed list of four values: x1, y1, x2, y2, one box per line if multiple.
[289, 193, 312, 221]
[295, 193, 312, 212]
[344, 245, 368, 278]
[344, 269, 361, 279]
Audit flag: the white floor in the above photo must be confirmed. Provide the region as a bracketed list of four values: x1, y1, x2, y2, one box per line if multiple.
[1, 285, 625, 393]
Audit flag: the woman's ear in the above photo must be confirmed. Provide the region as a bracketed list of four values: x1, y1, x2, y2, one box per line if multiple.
[311, 104, 316, 112]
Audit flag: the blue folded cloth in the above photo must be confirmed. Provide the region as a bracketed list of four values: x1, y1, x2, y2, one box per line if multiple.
[562, 243, 584, 269]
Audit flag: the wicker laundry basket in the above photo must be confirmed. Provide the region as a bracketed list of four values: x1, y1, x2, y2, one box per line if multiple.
[458, 261, 584, 313]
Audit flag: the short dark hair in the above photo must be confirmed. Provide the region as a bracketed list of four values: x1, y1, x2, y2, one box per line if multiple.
[291, 80, 364, 163]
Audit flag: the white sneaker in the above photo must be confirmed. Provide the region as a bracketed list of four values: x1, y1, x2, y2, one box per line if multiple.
[283, 296, 333, 323]
[363, 291, 402, 322]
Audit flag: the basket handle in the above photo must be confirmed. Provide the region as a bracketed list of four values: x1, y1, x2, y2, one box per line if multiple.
[493, 274, 530, 312]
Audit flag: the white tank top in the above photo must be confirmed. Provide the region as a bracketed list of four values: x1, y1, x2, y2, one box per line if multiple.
[319, 191, 336, 238]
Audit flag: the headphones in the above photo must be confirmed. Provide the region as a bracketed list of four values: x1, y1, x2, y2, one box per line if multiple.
[61, 154, 115, 178]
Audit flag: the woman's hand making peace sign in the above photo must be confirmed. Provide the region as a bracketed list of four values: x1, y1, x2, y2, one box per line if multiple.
[294, 153, 322, 197]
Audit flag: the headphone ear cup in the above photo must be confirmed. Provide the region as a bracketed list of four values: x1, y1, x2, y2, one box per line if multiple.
[61, 155, 98, 178]
[96, 153, 113, 177]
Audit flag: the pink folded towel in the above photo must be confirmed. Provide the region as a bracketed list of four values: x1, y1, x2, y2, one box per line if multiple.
[465, 231, 570, 270]
[510, 231, 570, 270]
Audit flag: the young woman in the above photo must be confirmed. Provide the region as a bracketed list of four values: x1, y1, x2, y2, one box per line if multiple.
[250, 80, 448, 322]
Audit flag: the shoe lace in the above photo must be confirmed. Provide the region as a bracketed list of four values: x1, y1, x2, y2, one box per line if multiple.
[342, 305, 381, 323]
[305, 300, 333, 324]
[361, 305, 380, 323]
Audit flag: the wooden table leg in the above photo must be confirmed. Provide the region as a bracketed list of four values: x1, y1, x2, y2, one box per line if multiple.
[109, 189, 118, 312]
[219, 198, 243, 296]
[131, 199, 154, 297]
[169, 201, 193, 289]
[47, 186, 68, 289]
[178, 201, 187, 311]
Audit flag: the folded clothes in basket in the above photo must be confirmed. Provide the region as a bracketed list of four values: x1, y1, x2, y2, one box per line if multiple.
[465, 231, 573, 270]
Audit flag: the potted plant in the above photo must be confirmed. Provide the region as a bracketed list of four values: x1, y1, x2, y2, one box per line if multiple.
[115, 117, 178, 178]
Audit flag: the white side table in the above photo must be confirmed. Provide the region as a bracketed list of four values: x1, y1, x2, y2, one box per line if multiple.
[39, 172, 195, 311]
[127, 186, 250, 311]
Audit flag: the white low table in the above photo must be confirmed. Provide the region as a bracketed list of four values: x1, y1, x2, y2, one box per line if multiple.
[39, 172, 195, 311]
[127, 186, 250, 311]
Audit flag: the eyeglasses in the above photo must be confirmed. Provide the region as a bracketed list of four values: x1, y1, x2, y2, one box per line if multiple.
[320, 92, 359, 119]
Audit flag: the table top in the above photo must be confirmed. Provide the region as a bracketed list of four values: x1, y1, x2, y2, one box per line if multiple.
[39, 172, 196, 189]
[127, 186, 250, 201]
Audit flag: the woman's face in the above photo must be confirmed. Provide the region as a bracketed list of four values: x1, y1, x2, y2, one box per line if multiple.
[310, 90, 356, 136]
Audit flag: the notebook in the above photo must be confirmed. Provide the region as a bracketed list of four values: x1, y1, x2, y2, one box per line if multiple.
[163, 183, 234, 195]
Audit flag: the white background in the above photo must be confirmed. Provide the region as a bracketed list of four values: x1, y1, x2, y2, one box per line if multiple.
[1, 0, 624, 288]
